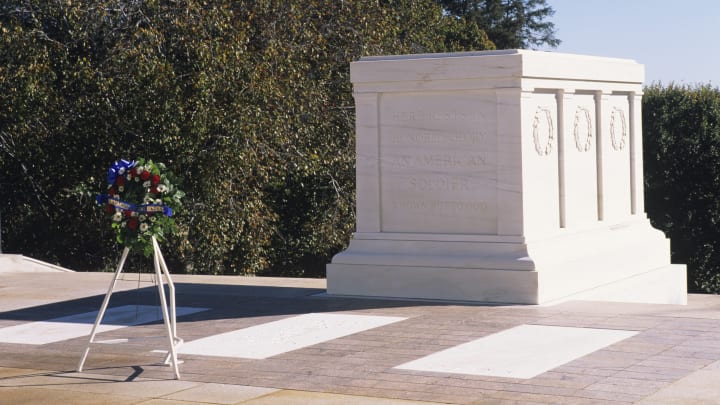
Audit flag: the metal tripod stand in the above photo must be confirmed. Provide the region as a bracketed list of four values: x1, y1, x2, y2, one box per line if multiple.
[77, 236, 183, 379]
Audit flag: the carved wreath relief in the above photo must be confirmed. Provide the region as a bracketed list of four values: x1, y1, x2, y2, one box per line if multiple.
[610, 107, 627, 151]
[532, 107, 554, 156]
[573, 107, 593, 152]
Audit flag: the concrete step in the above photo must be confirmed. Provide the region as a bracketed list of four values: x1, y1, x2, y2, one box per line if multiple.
[0, 255, 74, 273]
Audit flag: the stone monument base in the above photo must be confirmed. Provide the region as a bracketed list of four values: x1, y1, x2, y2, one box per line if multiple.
[328, 50, 687, 305]
[327, 219, 687, 305]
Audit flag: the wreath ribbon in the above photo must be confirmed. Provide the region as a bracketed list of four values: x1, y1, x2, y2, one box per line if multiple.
[107, 159, 137, 185]
[96, 194, 174, 217]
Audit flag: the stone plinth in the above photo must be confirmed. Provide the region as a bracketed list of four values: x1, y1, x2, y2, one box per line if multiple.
[327, 50, 686, 305]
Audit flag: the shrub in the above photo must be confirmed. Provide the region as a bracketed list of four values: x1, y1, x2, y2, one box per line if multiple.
[0, 0, 493, 276]
[643, 83, 720, 293]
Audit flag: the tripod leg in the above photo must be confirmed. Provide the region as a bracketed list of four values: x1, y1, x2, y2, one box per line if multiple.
[153, 237, 181, 379]
[154, 238, 180, 342]
[78, 247, 130, 372]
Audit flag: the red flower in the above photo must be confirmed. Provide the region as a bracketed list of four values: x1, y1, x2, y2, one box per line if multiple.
[150, 186, 159, 194]
[116, 176, 125, 186]
[130, 168, 137, 178]
[128, 218, 138, 230]
[151, 174, 161, 186]
[140, 171, 151, 181]
[105, 204, 114, 214]
[108, 187, 117, 196]
[124, 210, 133, 217]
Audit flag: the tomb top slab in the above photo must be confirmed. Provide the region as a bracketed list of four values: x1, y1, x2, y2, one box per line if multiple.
[351, 49, 644, 90]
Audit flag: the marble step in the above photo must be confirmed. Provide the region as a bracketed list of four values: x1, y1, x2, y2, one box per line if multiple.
[0, 254, 73, 273]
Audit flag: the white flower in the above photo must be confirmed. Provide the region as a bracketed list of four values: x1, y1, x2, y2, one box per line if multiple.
[112, 212, 123, 222]
[155, 199, 162, 205]
[143, 180, 151, 188]
[131, 211, 138, 217]
[150, 216, 157, 222]
[118, 186, 124, 192]
[157, 184, 168, 193]
[134, 177, 140, 182]
[139, 215, 147, 222]
[143, 195, 152, 204]
[126, 174, 132, 181]
[136, 166, 144, 174]
[118, 167, 126, 175]
[140, 223, 149, 232]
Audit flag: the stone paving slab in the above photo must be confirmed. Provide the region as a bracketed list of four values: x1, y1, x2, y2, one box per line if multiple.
[0, 368, 451, 404]
[1, 272, 720, 404]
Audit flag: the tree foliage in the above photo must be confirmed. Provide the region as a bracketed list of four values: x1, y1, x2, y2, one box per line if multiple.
[0, 0, 493, 275]
[437, 0, 560, 49]
[643, 84, 720, 293]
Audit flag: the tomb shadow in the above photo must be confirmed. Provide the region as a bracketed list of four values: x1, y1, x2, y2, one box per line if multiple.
[0, 281, 488, 324]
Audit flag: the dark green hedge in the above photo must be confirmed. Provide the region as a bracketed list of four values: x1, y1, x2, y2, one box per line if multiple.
[0, 0, 493, 275]
[643, 84, 720, 293]
[5, 3, 715, 289]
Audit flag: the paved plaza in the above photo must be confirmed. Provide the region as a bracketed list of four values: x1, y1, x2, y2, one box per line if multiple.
[1, 270, 720, 404]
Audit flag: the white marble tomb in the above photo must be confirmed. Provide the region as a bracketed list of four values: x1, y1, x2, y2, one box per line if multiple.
[327, 50, 687, 305]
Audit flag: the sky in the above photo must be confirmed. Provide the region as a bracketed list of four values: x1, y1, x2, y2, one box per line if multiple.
[541, 0, 720, 86]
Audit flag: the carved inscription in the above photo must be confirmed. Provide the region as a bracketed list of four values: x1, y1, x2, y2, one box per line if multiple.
[410, 176, 469, 192]
[391, 154, 487, 169]
[379, 95, 497, 234]
[392, 199, 489, 212]
[389, 130, 485, 145]
[386, 110, 489, 199]
[392, 111, 484, 122]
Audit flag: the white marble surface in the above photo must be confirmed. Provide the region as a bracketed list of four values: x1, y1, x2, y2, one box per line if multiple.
[396, 324, 638, 379]
[179, 313, 406, 359]
[0, 255, 73, 273]
[0, 305, 207, 345]
[561, 93, 598, 228]
[379, 91, 497, 234]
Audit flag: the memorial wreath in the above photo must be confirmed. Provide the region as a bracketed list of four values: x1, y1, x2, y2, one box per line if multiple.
[97, 158, 184, 256]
